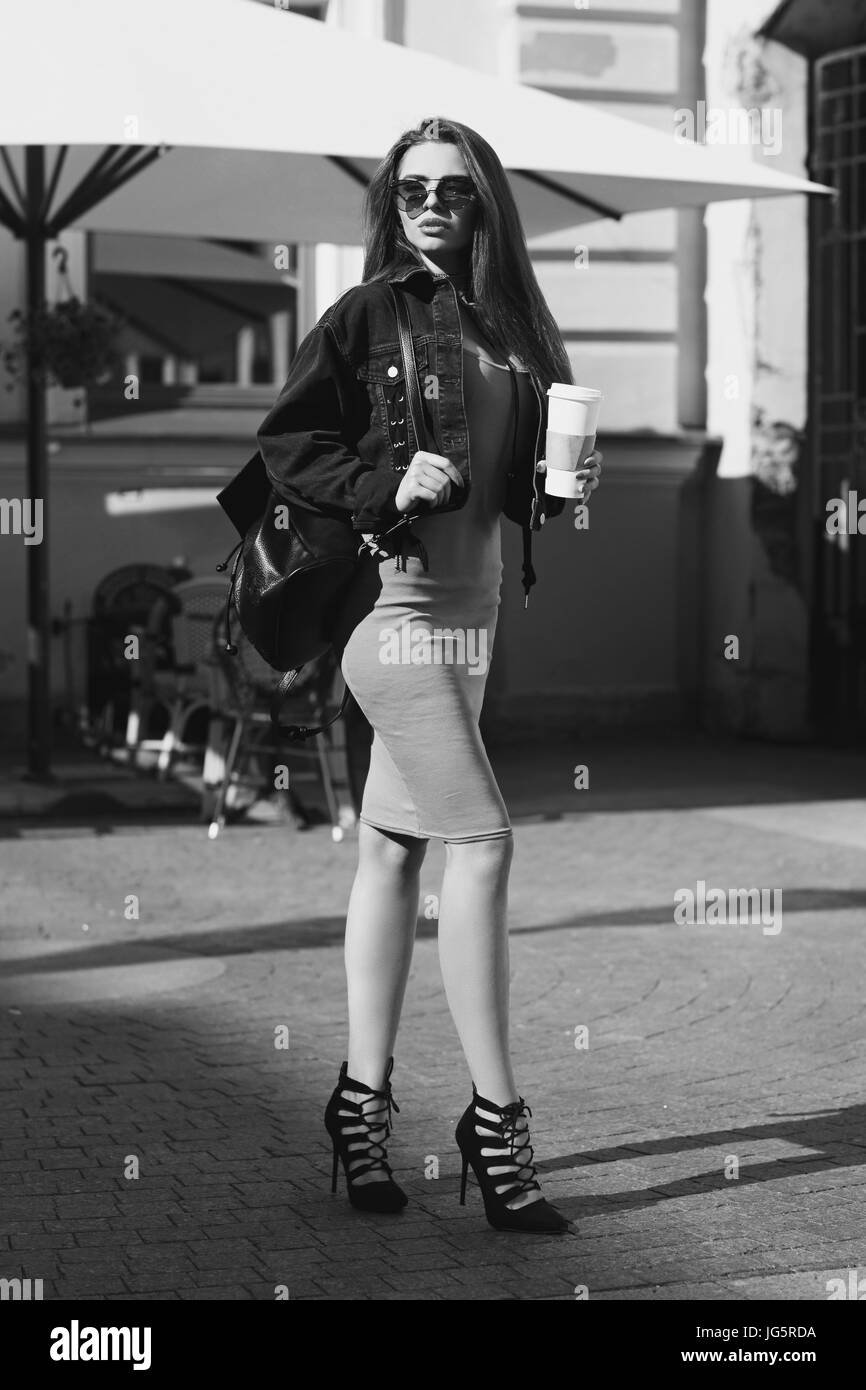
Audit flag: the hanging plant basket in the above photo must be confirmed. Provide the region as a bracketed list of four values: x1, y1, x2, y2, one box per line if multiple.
[1, 246, 125, 392]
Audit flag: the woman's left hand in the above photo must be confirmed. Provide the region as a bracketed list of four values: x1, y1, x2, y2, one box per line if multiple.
[537, 448, 603, 500]
[576, 448, 602, 500]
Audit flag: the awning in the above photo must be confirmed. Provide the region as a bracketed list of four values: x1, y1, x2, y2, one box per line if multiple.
[97, 274, 293, 358]
[758, 0, 866, 59]
[92, 234, 297, 286]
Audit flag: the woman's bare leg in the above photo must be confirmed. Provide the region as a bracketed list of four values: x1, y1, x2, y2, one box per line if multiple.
[437, 832, 542, 1209]
[341, 821, 428, 1184]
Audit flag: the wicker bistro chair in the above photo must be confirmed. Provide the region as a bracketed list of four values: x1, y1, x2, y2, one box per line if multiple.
[145, 578, 233, 777]
[85, 563, 180, 751]
[121, 577, 227, 771]
[203, 608, 359, 841]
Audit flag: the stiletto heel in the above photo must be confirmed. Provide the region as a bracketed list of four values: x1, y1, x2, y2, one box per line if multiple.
[324, 1057, 408, 1213]
[455, 1085, 570, 1233]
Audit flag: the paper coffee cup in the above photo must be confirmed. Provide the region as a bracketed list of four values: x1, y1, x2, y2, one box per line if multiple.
[545, 385, 602, 498]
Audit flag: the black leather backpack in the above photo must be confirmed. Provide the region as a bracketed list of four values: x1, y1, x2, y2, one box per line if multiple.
[215, 286, 425, 742]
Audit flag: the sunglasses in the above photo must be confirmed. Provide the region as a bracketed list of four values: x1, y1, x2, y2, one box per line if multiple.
[391, 177, 478, 219]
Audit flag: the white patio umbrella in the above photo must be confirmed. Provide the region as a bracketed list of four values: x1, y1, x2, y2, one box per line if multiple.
[0, 0, 831, 773]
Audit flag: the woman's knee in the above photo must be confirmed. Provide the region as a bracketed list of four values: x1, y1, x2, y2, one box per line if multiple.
[444, 830, 514, 873]
[358, 822, 429, 876]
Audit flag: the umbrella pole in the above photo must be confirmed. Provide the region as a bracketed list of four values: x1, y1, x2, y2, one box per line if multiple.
[24, 146, 51, 779]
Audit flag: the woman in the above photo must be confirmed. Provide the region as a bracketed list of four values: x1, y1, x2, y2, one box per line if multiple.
[257, 117, 602, 1233]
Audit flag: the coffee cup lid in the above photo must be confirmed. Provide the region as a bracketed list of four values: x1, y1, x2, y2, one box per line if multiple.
[548, 383, 603, 402]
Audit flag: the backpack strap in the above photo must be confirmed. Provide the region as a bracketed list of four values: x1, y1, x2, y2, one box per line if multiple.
[270, 668, 353, 742]
[391, 284, 428, 456]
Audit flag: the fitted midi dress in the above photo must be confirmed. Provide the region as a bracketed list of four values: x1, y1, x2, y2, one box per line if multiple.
[340, 298, 535, 842]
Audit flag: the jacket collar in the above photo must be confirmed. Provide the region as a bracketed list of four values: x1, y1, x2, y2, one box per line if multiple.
[387, 258, 456, 289]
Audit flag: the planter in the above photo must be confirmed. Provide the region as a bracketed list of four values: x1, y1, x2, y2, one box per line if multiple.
[2, 298, 124, 392]
[1, 246, 124, 394]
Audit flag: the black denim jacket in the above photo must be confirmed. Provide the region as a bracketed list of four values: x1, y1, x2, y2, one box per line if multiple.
[256, 259, 566, 601]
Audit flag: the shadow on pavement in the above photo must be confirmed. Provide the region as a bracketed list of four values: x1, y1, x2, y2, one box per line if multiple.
[544, 1105, 866, 1219]
[4, 887, 866, 978]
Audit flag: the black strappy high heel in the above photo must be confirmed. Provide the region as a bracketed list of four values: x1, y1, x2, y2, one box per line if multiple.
[456, 1085, 570, 1233]
[324, 1057, 408, 1213]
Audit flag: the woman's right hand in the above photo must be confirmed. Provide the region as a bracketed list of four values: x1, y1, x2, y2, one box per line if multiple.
[395, 451, 465, 513]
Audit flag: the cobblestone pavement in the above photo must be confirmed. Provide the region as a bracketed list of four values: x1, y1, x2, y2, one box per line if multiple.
[1, 735, 865, 1301]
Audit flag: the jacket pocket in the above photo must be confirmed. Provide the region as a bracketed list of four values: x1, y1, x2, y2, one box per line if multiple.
[356, 342, 430, 472]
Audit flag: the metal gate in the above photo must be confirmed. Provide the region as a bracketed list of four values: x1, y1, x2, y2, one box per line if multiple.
[810, 45, 866, 742]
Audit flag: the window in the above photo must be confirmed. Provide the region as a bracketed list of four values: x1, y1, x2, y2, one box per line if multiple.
[810, 45, 866, 737]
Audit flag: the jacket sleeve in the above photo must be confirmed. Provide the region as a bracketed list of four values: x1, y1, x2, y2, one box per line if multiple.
[256, 317, 402, 532]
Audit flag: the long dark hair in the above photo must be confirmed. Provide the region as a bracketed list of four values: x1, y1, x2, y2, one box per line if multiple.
[362, 117, 573, 390]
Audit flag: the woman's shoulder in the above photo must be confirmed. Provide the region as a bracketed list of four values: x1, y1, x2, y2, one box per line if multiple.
[322, 279, 394, 325]
[318, 280, 397, 359]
